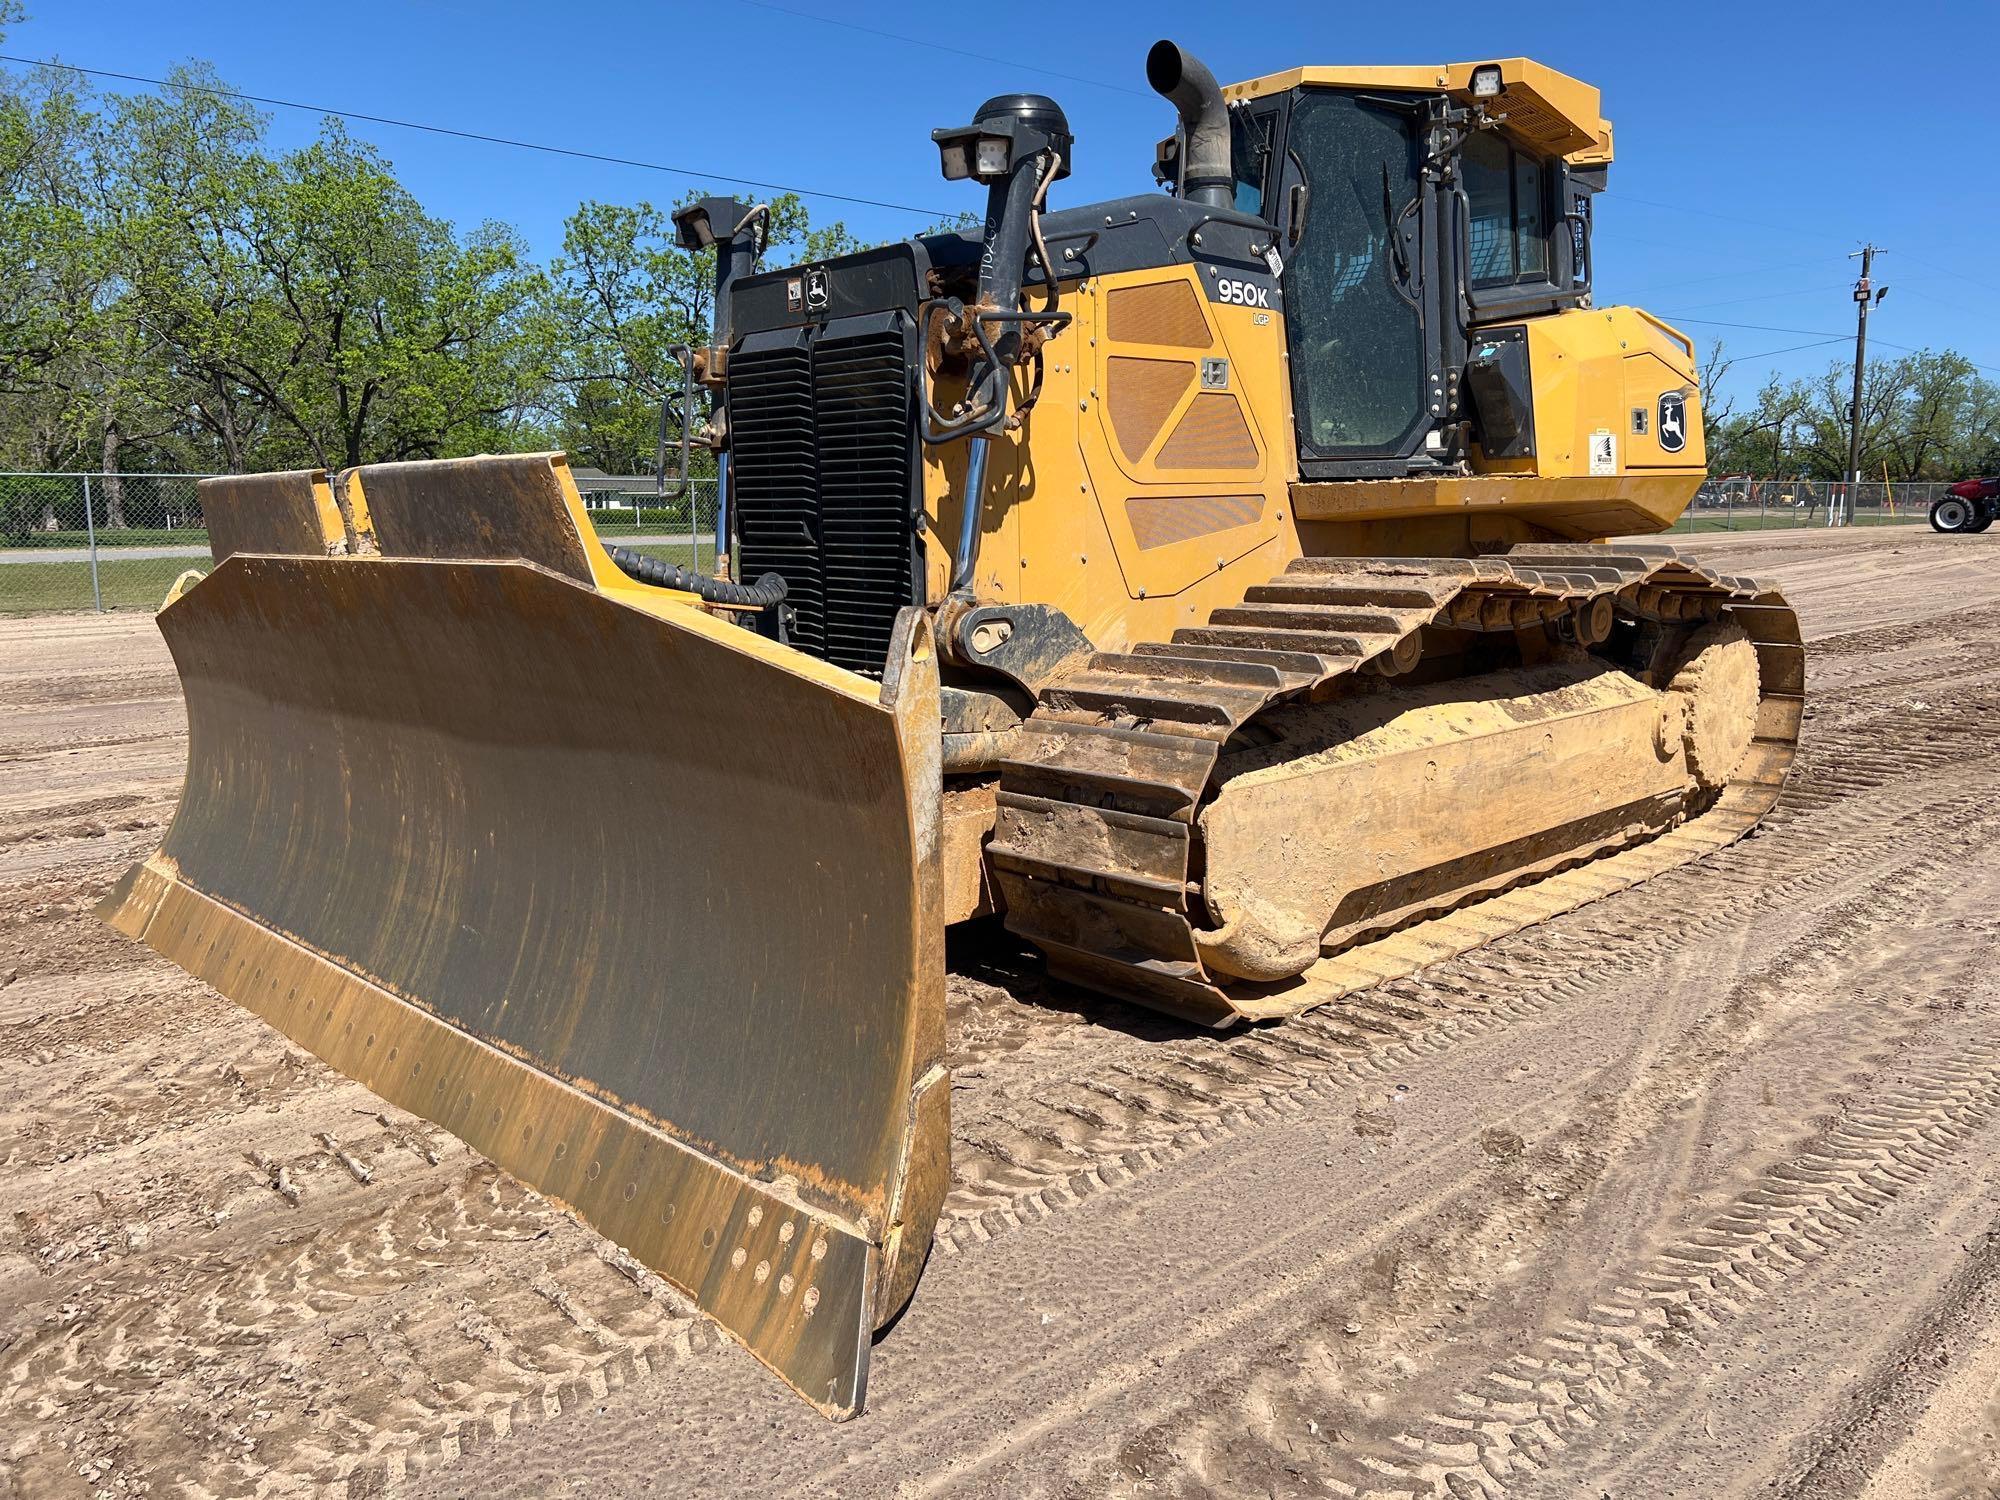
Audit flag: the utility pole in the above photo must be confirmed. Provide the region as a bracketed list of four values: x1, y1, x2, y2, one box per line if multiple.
[1844, 245, 1886, 525]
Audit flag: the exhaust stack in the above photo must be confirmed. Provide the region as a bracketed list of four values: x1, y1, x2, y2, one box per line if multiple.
[1147, 40, 1230, 209]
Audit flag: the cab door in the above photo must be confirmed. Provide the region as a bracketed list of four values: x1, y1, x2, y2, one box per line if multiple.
[1275, 92, 1433, 474]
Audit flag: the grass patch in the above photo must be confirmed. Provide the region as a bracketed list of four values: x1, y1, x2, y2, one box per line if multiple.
[0, 536, 711, 616]
[589, 537, 709, 572]
[0, 555, 199, 614]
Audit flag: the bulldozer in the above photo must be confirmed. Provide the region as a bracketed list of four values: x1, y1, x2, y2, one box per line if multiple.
[100, 42, 1802, 1418]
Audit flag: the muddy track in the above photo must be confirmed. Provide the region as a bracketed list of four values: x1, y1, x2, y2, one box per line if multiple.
[4, 531, 2000, 1499]
[934, 662, 2000, 1250]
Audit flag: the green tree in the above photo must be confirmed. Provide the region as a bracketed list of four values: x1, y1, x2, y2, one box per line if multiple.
[546, 191, 857, 473]
[0, 52, 95, 411]
[1708, 375, 1813, 478]
[4, 46, 561, 479]
[1709, 351, 2000, 481]
[161, 123, 556, 469]
[1, 32, 937, 489]
[95, 63, 274, 477]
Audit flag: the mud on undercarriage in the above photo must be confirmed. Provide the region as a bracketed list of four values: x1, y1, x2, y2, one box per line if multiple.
[990, 543, 1802, 1027]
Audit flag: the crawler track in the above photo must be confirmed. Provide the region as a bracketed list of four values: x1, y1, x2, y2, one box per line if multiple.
[992, 543, 1802, 1024]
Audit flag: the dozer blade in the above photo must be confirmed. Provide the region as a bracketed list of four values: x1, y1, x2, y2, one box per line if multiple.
[98, 455, 948, 1419]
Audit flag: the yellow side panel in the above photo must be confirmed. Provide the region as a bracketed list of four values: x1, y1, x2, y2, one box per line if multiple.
[1622, 352, 1705, 470]
[1291, 473, 1698, 542]
[1287, 305, 1705, 544]
[924, 267, 1300, 651]
[1503, 306, 1703, 485]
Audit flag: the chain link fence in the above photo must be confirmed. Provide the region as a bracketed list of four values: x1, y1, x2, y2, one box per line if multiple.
[0, 473, 213, 615]
[1678, 477, 1943, 533]
[570, 476, 721, 575]
[0, 472, 720, 615]
[0, 466, 1948, 615]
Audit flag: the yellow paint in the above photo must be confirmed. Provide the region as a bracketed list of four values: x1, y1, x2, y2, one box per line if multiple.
[1495, 305, 1704, 492]
[160, 568, 206, 608]
[1291, 473, 1697, 540]
[923, 283, 1703, 602]
[337, 469, 375, 549]
[336, 451, 885, 705]
[309, 472, 347, 550]
[920, 266, 1302, 651]
[1223, 59, 1612, 162]
[1289, 305, 1703, 544]
[537, 454, 888, 703]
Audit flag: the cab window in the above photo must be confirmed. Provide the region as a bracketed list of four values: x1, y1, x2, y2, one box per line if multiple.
[1230, 108, 1275, 217]
[1282, 91, 1428, 457]
[1463, 130, 1551, 287]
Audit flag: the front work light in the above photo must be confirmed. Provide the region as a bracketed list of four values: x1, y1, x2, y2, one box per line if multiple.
[934, 127, 1016, 184]
[1470, 64, 1503, 99]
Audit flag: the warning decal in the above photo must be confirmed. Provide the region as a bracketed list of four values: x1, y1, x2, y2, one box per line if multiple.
[1589, 429, 1617, 477]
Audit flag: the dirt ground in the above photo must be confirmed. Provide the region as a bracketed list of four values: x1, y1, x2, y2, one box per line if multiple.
[4, 525, 1999, 1500]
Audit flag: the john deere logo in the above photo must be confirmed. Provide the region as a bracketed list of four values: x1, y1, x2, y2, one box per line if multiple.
[805, 267, 830, 313]
[1658, 391, 1688, 453]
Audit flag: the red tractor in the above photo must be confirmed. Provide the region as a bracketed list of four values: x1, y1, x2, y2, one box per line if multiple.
[1931, 476, 1999, 533]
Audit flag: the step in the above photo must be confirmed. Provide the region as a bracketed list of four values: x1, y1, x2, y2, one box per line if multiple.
[1085, 651, 1285, 691]
[1207, 601, 1416, 635]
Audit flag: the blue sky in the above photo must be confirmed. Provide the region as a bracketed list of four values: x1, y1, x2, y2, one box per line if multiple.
[13, 0, 1999, 410]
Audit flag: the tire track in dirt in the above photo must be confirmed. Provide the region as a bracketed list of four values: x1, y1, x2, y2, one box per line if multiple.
[934, 674, 2000, 1254]
[678, 639, 2000, 1493]
[1729, 1205, 2000, 1500]
[548, 788, 2000, 1500]
[4, 863, 713, 1490]
[1082, 854, 2000, 1500]
[1391, 1051, 2000, 1500]
[9, 545, 2000, 1498]
[1928, 1398, 2000, 1500]
[1, 1101, 714, 1499]
[906, 799, 2000, 1500]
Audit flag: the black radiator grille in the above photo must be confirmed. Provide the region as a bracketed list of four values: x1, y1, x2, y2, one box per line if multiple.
[730, 341, 825, 658]
[731, 323, 917, 674]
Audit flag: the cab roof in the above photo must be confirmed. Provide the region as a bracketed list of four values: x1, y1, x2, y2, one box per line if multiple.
[1222, 60, 1613, 165]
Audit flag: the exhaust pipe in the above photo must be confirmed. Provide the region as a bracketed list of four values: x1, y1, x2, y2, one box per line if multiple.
[1147, 40, 1230, 209]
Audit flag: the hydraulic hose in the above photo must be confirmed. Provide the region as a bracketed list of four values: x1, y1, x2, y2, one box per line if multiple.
[604, 544, 787, 609]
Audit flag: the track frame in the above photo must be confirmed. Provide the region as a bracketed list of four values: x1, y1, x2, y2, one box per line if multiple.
[992, 542, 1803, 1025]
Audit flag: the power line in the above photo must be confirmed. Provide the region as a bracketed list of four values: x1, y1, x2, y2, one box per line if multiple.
[1724, 336, 1850, 363]
[1599, 190, 1808, 236]
[0, 52, 956, 219]
[726, 0, 1149, 96]
[1608, 190, 1999, 305]
[1891, 282, 1972, 312]
[1665, 315, 1866, 339]
[1898, 252, 2000, 300]
[1664, 314, 2000, 377]
[10, 52, 1995, 370]
[1667, 282, 1852, 315]
[1620, 253, 1848, 299]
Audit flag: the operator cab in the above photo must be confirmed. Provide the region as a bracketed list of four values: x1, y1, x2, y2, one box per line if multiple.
[1193, 61, 1610, 479]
